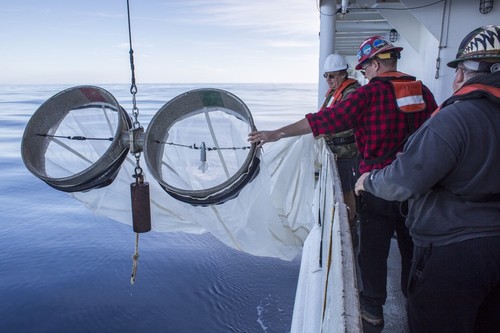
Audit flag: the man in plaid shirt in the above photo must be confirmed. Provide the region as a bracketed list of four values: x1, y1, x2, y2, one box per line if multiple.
[249, 36, 437, 328]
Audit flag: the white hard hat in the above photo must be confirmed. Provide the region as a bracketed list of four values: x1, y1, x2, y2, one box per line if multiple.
[324, 54, 349, 73]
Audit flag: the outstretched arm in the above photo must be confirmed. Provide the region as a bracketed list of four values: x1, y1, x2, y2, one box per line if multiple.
[248, 118, 312, 147]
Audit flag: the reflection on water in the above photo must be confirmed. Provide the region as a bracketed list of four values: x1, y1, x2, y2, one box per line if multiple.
[0, 83, 316, 332]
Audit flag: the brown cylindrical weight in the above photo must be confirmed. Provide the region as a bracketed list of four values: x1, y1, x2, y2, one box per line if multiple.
[130, 181, 152, 233]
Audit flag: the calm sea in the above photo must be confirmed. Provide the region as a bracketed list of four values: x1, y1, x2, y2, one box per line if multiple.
[0, 83, 317, 333]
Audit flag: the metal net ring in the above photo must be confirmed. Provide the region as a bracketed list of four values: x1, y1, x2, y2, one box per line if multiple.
[144, 88, 260, 206]
[21, 85, 132, 192]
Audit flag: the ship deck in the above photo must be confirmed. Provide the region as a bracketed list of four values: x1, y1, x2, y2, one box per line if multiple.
[361, 237, 409, 333]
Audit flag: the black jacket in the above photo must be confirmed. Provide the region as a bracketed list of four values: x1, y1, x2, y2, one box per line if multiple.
[364, 72, 500, 246]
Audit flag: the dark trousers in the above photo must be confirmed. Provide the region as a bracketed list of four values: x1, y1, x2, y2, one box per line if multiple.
[357, 192, 413, 313]
[408, 236, 500, 333]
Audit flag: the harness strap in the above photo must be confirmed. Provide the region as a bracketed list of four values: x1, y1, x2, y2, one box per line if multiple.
[432, 83, 500, 116]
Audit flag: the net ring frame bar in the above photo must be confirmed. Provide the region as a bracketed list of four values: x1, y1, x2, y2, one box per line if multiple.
[21, 85, 132, 192]
[144, 88, 260, 206]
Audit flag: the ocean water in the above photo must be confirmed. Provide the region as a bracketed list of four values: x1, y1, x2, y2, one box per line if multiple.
[0, 83, 317, 333]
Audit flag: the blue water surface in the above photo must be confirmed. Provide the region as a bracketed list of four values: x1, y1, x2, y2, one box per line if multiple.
[0, 83, 317, 333]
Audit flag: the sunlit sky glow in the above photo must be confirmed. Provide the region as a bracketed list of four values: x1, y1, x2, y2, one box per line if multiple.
[2, 0, 320, 84]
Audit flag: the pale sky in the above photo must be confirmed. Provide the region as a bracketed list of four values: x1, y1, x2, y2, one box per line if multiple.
[2, 0, 320, 85]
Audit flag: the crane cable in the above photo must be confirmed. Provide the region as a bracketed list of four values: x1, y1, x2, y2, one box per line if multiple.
[126, 0, 151, 285]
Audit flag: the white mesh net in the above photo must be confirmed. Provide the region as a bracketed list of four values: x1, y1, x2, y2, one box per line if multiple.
[23, 86, 317, 260]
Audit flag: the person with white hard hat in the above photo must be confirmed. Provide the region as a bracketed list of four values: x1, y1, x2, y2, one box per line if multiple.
[248, 35, 438, 328]
[321, 54, 361, 241]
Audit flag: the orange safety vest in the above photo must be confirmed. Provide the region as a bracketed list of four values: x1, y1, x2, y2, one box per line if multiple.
[363, 71, 428, 165]
[373, 71, 427, 113]
[432, 83, 500, 116]
[322, 78, 359, 109]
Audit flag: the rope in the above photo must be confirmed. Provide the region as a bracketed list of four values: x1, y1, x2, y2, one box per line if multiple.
[130, 233, 140, 285]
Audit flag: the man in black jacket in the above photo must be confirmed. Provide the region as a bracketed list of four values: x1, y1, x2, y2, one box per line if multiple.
[355, 25, 500, 332]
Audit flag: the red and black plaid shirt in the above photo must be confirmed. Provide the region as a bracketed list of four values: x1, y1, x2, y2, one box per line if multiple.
[306, 78, 438, 173]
